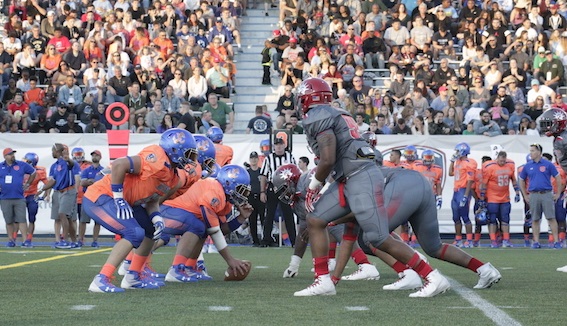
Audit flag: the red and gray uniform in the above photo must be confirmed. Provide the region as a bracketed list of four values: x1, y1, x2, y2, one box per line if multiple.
[303, 105, 389, 247]
[553, 130, 567, 173]
[355, 167, 444, 257]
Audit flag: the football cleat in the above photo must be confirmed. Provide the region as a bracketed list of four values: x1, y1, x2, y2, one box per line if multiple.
[120, 270, 160, 289]
[77, 241, 84, 248]
[490, 241, 499, 248]
[341, 264, 380, 281]
[88, 274, 125, 293]
[91, 241, 99, 248]
[6, 240, 15, 248]
[293, 274, 336, 296]
[473, 262, 501, 289]
[556, 265, 567, 272]
[532, 242, 541, 249]
[383, 269, 422, 290]
[554, 242, 562, 249]
[165, 264, 199, 283]
[462, 241, 472, 248]
[409, 270, 450, 298]
[144, 264, 166, 279]
[118, 259, 131, 276]
[55, 240, 72, 249]
[283, 266, 299, 278]
[472, 241, 479, 247]
[70, 242, 81, 249]
[502, 240, 512, 248]
[524, 239, 531, 247]
[186, 266, 213, 281]
[453, 239, 463, 248]
[21, 240, 33, 248]
[197, 260, 209, 277]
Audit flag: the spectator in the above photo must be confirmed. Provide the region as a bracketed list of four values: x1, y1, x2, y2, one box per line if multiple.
[275, 85, 296, 129]
[349, 75, 373, 106]
[507, 103, 532, 134]
[384, 19, 410, 48]
[247, 105, 273, 134]
[84, 113, 107, 133]
[168, 69, 187, 99]
[431, 86, 450, 111]
[59, 113, 83, 133]
[538, 50, 564, 90]
[473, 110, 502, 136]
[156, 113, 175, 133]
[145, 101, 166, 132]
[447, 76, 470, 108]
[187, 67, 208, 108]
[429, 111, 453, 135]
[123, 82, 147, 128]
[24, 77, 45, 120]
[201, 93, 234, 132]
[57, 76, 83, 109]
[432, 58, 456, 89]
[287, 114, 304, 134]
[527, 79, 556, 106]
[432, 26, 455, 60]
[63, 41, 87, 79]
[197, 110, 220, 133]
[106, 66, 131, 104]
[176, 102, 197, 133]
[376, 113, 392, 134]
[552, 94, 567, 111]
[47, 27, 71, 53]
[392, 118, 412, 134]
[206, 57, 230, 98]
[29, 113, 52, 133]
[389, 71, 410, 105]
[411, 115, 429, 135]
[131, 114, 151, 133]
[7, 92, 30, 131]
[39, 45, 62, 84]
[469, 77, 491, 109]
[443, 105, 463, 134]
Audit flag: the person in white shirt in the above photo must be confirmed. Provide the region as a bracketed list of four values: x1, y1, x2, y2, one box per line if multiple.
[187, 67, 208, 108]
[168, 69, 187, 99]
[527, 79, 556, 106]
[356, 113, 369, 134]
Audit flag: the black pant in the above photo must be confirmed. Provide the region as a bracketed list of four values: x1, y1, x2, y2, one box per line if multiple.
[262, 189, 296, 246]
[247, 193, 265, 245]
[262, 65, 270, 84]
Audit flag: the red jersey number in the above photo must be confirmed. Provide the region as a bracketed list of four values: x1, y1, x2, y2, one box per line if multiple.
[341, 115, 360, 139]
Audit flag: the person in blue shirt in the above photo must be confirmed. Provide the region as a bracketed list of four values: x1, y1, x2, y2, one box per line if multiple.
[519, 143, 563, 249]
[36, 144, 81, 249]
[0, 148, 36, 247]
[79, 150, 105, 248]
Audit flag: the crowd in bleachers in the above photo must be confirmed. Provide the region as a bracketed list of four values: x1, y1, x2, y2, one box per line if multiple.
[0, 0, 243, 134]
[266, 0, 567, 136]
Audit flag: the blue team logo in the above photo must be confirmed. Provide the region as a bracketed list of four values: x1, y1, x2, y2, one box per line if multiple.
[211, 197, 220, 208]
[146, 153, 157, 163]
[197, 138, 210, 151]
[172, 131, 186, 144]
[381, 145, 447, 190]
[226, 167, 240, 179]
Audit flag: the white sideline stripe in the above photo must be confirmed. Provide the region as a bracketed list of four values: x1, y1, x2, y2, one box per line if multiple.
[208, 306, 232, 311]
[345, 306, 369, 311]
[448, 277, 522, 326]
[71, 305, 96, 311]
[255, 266, 269, 269]
[501, 267, 515, 270]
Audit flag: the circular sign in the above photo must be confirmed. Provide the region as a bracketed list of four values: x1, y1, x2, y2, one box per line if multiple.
[105, 102, 129, 126]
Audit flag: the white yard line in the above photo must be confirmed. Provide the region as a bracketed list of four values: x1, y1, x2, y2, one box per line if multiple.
[447, 277, 522, 326]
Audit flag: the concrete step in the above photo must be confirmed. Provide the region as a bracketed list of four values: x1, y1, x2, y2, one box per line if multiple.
[236, 78, 281, 87]
[235, 61, 265, 69]
[231, 85, 280, 95]
[245, 9, 280, 17]
[240, 30, 272, 39]
[231, 94, 279, 103]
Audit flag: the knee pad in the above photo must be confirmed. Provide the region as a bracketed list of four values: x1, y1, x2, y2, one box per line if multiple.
[160, 233, 171, 246]
[122, 227, 146, 248]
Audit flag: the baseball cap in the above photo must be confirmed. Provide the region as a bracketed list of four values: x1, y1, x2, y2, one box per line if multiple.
[289, 37, 298, 43]
[3, 148, 16, 156]
[250, 151, 259, 158]
[531, 79, 540, 86]
[134, 64, 142, 69]
[538, 46, 546, 53]
[91, 150, 102, 156]
[58, 102, 68, 108]
[274, 137, 285, 144]
[47, 11, 56, 16]
[216, 17, 223, 22]
[551, 4, 559, 9]
[439, 86, 448, 92]
[545, 50, 552, 55]
[273, 29, 281, 36]
[213, 57, 221, 63]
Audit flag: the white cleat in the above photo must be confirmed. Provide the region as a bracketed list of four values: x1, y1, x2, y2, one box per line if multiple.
[474, 262, 502, 289]
[557, 265, 567, 272]
[120, 270, 160, 289]
[383, 269, 422, 290]
[207, 244, 219, 254]
[293, 274, 336, 296]
[117, 259, 131, 276]
[409, 270, 450, 298]
[283, 266, 299, 278]
[341, 263, 380, 281]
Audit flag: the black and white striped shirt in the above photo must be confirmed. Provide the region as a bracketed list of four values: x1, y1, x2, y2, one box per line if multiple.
[260, 151, 297, 182]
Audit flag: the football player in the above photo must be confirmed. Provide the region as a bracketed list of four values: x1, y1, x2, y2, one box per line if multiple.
[22, 153, 49, 247]
[79, 150, 104, 248]
[472, 156, 492, 247]
[295, 77, 449, 298]
[206, 126, 233, 167]
[449, 142, 477, 248]
[72, 147, 94, 248]
[414, 150, 443, 209]
[160, 165, 253, 282]
[85, 129, 198, 293]
[331, 167, 502, 291]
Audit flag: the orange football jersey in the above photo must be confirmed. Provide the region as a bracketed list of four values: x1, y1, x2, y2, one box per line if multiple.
[453, 158, 477, 191]
[24, 166, 48, 196]
[481, 159, 516, 203]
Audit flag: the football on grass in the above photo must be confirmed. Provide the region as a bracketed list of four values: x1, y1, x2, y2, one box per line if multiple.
[224, 260, 252, 281]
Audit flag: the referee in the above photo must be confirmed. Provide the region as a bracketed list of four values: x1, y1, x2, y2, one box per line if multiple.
[259, 137, 297, 247]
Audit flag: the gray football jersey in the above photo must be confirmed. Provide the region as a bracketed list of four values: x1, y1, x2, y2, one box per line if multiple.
[303, 105, 375, 179]
[554, 131, 567, 173]
[292, 169, 312, 219]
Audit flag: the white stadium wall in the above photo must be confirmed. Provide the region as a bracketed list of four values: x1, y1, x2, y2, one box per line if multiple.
[0, 134, 554, 235]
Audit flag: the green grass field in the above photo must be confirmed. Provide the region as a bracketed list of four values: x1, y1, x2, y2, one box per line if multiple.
[1, 243, 566, 326]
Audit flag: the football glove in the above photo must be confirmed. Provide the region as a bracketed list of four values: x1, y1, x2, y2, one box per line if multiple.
[436, 196, 442, 210]
[459, 196, 468, 208]
[514, 193, 521, 203]
[305, 187, 322, 213]
[114, 198, 134, 220]
[151, 215, 165, 240]
[450, 153, 459, 163]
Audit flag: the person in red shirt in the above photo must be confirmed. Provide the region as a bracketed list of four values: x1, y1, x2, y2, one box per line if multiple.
[24, 77, 45, 120]
[160, 165, 252, 282]
[84, 129, 198, 293]
[47, 27, 71, 53]
[449, 142, 477, 248]
[7, 92, 30, 131]
[551, 94, 567, 112]
[480, 151, 520, 248]
[22, 152, 49, 246]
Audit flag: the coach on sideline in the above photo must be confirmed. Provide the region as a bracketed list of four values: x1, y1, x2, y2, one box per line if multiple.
[519, 143, 562, 249]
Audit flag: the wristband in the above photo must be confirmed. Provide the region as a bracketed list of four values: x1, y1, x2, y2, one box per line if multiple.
[480, 192, 485, 199]
[513, 186, 520, 192]
[228, 218, 242, 232]
[111, 184, 124, 198]
[149, 211, 163, 224]
[309, 177, 323, 190]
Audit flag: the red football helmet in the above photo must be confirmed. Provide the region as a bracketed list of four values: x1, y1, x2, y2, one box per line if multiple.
[361, 131, 377, 147]
[540, 108, 567, 137]
[272, 164, 302, 204]
[296, 77, 333, 114]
